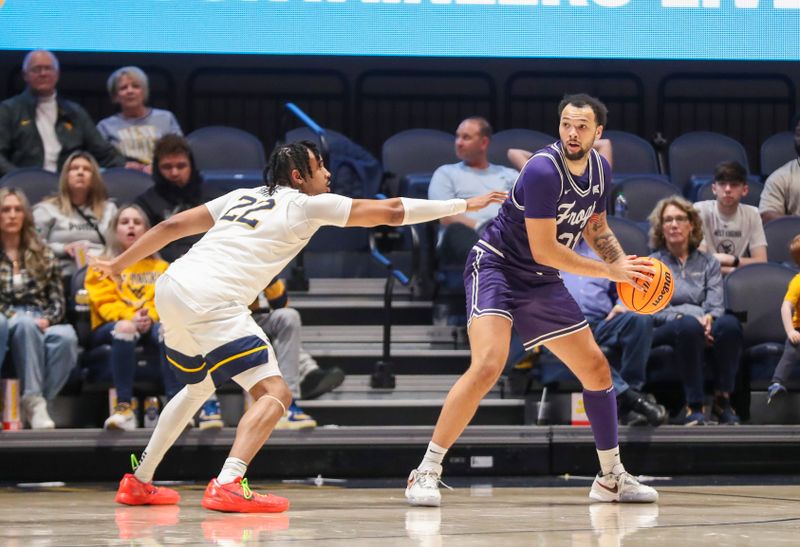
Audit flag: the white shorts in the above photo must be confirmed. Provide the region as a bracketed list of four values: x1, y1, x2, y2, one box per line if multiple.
[155, 274, 281, 389]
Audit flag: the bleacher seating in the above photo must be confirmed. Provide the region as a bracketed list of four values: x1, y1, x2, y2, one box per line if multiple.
[611, 176, 678, 223]
[187, 126, 266, 172]
[607, 216, 650, 257]
[0, 167, 59, 205]
[725, 263, 799, 386]
[764, 217, 800, 265]
[668, 131, 749, 199]
[102, 168, 153, 206]
[603, 129, 665, 182]
[760, 131, 795, 178]
[382, 129, 455, 196]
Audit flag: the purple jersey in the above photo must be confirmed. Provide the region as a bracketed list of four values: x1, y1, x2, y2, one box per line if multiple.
[479, 142, 610, 280]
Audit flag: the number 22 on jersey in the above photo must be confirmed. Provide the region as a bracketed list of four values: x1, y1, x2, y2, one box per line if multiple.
[220, 195, 276, 228]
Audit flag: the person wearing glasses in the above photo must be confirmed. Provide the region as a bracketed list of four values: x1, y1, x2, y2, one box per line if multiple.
[0, 50, 125, 177]
[648, 196, 743, 425]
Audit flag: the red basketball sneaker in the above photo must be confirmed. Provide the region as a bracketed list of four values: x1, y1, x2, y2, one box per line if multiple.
[115, 473, 181, 506]
[201, 477, 290, 513]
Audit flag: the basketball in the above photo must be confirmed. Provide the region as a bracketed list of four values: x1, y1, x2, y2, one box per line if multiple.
[616, 258, 674, 315]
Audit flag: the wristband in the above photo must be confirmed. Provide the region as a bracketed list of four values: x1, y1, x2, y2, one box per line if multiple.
[732, 256, 740, 267]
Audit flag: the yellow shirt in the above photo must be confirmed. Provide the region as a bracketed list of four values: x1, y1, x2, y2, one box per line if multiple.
[783, 273, 800, 329]
[85, 257, 169, 330]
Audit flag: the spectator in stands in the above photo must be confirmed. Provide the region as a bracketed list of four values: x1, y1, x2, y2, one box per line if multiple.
[33, 151, 117, 278]
[97, 66, 183, 174]
[251, 279, 345, 429]
[0, 50, 125, 177]
[507, 139, 614, 171]
[648, 196, 743, 425]
[85, 204, 182, 430]
[428, 117, 518, 265]
[767, 235, 800, 405]
[135, 134, 214, 263]
[759, 113, 800, 223]
[695, 161, 767, 275]
[0, 187, 78, 429]
[561, 239, 666, 426]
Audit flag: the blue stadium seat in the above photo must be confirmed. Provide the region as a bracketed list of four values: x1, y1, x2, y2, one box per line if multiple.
[381, 129, 456, 180]
[760, 131, 795, 178]
[102, 168, 153, 206]
[603, 130, 664, 181]
[607, 216, 650, 257]
[764, 217, 800, 266]
[725, 263, 799, 386]
[0, 167, 59, 205]
[668, 131, 749, 198]
[611, 176, 679, 223]
[487, 128, 555, 168]
[187, 126, 266, 171]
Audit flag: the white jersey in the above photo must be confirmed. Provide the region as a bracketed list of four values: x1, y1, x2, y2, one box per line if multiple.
[166, 185, 352, 312]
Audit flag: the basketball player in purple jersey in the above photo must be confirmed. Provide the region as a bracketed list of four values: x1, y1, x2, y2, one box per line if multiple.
[407, 94, 659, 505]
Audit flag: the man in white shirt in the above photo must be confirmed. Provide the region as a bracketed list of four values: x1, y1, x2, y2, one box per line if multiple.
[759, 114, 800, 224]
[428, 117, 519, 264]
[695, 161, 767, 275]
[0, 50, 125, 176]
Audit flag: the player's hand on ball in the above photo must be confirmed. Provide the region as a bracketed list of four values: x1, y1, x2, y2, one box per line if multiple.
[607, 255, 655, 290]
[465, 191, 507, 212]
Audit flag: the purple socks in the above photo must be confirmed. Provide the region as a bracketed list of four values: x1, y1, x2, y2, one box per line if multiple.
[582, 386, 618, 450]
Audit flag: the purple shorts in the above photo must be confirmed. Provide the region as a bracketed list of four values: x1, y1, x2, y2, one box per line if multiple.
[464, 244, 588, 351]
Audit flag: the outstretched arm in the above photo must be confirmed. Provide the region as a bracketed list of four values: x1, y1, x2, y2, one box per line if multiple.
[92, 205, 214, 277]
[344, 192, 506, 228]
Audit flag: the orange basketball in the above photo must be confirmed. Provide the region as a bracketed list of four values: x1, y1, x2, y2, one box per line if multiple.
[616, 258, 674, 315]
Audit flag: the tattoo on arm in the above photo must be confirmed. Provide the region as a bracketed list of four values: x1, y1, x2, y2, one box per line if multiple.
[587, 213, 604, 233]
[592, 231, 625, 263]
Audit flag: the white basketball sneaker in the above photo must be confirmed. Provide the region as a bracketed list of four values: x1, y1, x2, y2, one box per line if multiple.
[589, 471, 659, 503]
[405, 468, 446, 507]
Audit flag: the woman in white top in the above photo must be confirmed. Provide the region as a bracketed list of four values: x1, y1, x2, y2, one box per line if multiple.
[33, 151, 117, 278]
[94, 140, 504, 513]
[97, 66, 182, 173]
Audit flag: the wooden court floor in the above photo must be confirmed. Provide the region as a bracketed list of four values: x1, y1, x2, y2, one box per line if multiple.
[1, 482, 799, 545]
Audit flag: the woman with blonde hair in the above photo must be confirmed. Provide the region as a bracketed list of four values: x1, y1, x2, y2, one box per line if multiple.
[648, 195, 743, 425]
[97, 66, 182, 173]
[33, 150, 117, 277]
[84, 204, 181, 430]
[0, 187, 78, 429]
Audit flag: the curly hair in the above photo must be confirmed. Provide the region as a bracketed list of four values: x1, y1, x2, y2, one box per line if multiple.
[0, 187, 50, 276]
[263, 140, 321, 196]
[648, 195, 704, 252]
[50, 151, 109, 219]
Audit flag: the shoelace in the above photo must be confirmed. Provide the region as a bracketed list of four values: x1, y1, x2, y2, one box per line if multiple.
[238, 477, 253, 500]
[416, 471, 453, 491]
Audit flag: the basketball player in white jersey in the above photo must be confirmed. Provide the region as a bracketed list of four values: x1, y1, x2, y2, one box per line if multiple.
[93, 140, 506, 513]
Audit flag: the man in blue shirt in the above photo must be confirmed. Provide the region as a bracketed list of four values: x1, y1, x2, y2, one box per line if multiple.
[561, 240, 666, 426]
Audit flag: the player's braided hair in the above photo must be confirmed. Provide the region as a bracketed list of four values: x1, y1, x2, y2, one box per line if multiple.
[263, 140, 322, 195]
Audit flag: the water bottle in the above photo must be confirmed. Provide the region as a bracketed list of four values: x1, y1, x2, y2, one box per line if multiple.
[614, 192, 628, 218]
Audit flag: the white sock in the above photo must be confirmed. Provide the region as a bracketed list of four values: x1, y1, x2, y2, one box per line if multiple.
[134, 376, 215, 483]
[596, 446, 625, 476]
[217, 457, 248, 485]
[418, 441, 448, 474]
